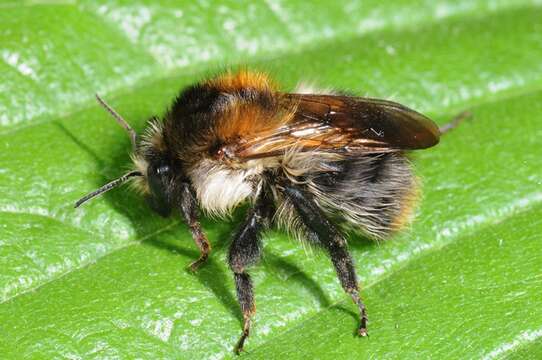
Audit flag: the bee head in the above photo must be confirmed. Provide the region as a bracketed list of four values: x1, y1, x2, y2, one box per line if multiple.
[75, 95, 180, 217]
[131, 119, 178, 217]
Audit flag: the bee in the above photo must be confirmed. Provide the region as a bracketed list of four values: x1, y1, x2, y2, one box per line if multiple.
[75, 70, 466, 353]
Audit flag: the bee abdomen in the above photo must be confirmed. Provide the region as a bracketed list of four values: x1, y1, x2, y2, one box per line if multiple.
[308, 153, 418, 239]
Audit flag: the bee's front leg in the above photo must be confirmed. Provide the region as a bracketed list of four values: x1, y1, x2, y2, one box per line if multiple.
[179, 182, 211, 272]
[186, 222, 210, 272]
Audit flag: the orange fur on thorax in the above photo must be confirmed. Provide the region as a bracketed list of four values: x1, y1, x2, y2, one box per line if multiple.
[208, 71, 296, 161]
[206, 70, 277, 93]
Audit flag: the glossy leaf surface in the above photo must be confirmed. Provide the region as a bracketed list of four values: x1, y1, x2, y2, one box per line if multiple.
[0, 1, 541, 359]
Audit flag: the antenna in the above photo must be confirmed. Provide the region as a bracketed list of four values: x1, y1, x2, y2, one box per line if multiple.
[74, 171, 142, 208]
[95, 94, 138, 152]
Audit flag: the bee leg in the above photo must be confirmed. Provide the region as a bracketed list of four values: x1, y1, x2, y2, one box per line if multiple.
[281, 184, 368, 337]
[228, 188, 273, 354]
[439, 110, 472, 135]
[179, 183, 211, 272]
[187, 222, 210, 272]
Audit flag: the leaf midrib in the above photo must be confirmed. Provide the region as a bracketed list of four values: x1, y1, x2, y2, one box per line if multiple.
[0, 220, 179, 306]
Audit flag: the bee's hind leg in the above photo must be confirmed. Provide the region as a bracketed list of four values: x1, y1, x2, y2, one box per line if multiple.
[439, 110, 472, 135]
[179, 183, 211, 272]
[281, 183, 368, 337]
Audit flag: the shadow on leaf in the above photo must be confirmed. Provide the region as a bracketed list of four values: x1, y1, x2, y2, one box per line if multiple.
[261, 252, 332, 308]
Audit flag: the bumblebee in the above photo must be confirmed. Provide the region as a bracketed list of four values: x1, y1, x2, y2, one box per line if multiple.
[76, 70, 462, 353]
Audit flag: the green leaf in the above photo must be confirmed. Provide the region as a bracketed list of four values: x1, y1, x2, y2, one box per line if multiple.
[1, 1, 541, 359]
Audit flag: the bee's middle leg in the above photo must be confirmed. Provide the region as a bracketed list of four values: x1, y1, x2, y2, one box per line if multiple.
[228, 188, 274, 354]
[281, 184, 368, 336]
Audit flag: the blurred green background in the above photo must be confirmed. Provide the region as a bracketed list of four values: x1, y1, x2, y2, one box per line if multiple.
[0, 1, 541, 359]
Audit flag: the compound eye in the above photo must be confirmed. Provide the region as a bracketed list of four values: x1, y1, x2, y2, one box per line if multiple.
[155, 164, 170, 176]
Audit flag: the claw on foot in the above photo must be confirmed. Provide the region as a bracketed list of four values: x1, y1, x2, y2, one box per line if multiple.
[234, 330, 249, 355]
[188, 254, 208, 272]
